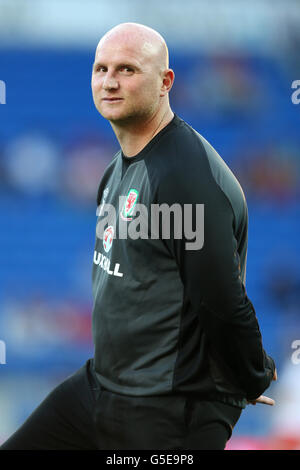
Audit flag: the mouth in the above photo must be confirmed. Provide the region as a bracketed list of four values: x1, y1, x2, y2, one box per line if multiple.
[102, 98, 123, 102]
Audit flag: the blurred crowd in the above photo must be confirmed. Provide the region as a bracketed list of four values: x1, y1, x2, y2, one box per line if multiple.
[0, 49, 299, 448]
[0, 130, 116, 206]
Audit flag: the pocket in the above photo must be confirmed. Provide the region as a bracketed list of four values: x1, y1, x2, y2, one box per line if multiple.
[214, 401, 243, 440]
[184, 399, 243, 441]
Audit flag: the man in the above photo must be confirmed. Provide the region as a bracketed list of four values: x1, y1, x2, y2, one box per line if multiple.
[1, 22, 276, 450]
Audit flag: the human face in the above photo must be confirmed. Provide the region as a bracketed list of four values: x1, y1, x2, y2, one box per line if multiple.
[91, 40, 162, 124]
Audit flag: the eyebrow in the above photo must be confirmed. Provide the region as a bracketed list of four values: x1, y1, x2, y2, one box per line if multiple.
[93, 61, 142, 71]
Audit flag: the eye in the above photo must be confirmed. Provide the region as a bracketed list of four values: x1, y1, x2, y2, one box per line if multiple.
[120, 66, 134, 73]
[94, 65, 106, 73]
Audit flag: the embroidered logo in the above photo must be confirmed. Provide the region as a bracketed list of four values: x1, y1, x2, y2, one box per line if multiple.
[120, 188, 139, 221]
[103, 225, 114, 253]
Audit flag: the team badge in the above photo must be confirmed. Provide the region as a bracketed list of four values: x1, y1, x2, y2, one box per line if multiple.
[103, 225, 114, 253]
[121, 188, 139, 221]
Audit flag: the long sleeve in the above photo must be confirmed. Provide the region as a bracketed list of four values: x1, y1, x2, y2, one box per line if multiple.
[157, 163, 275, 401]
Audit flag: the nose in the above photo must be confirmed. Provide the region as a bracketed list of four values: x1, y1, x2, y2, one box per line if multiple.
[102, 71, 119, 91]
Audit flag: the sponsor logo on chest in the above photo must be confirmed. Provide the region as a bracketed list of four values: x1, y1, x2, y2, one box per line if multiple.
[93, 250, 123, 277]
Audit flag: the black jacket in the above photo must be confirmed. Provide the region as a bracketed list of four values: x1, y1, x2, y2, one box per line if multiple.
[91, 114, 275, 408]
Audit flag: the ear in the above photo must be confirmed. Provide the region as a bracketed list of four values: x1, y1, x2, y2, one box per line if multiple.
[160, 69, 175, 97]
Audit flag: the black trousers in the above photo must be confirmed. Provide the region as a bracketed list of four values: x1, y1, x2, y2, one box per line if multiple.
[0, 359, 242, 450]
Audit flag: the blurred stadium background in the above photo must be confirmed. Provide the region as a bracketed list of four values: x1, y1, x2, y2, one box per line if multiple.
[0, 0, 300, 450]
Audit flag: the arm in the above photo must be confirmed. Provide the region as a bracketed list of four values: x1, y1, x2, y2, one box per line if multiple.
[157, 168, 276, 401]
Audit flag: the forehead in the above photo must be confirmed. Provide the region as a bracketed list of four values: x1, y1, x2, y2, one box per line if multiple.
[95, 36, 154, 68]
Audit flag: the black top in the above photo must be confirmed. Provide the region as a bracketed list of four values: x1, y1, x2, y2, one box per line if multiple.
[92, 113, 275, 407]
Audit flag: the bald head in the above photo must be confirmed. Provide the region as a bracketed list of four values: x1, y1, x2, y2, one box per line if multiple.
[96, 22, 169, 73]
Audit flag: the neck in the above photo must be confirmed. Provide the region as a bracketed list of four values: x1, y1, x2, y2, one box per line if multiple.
[110, 106, 174, 157]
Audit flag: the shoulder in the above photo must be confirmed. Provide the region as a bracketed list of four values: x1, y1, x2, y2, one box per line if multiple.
[146, 117, 210, 191]
[150, 118, 216, 194]
[104, 149, 121, 172]
[96, 150, 121, 205]
[152, 119, 247, 226]
[171, 118, 243, 196]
